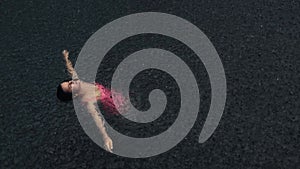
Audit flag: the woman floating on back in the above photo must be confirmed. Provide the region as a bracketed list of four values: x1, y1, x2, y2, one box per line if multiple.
[56, 50, 129, 152]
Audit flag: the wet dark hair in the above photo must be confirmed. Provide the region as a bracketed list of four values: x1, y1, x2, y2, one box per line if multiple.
[56, 79, 72, 102]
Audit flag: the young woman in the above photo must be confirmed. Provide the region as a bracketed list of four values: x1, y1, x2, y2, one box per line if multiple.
[56, 50, 128, 152]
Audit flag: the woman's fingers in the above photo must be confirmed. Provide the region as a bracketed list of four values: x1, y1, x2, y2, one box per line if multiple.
[62, 50, 69, 58]
[105, 143, 113, 153]
[110, 141, 113, 150]
[104, 138, 113, 153]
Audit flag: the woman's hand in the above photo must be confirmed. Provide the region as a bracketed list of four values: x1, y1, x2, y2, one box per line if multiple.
[62, 50, 69, 60]
[103, 136, 113, 153]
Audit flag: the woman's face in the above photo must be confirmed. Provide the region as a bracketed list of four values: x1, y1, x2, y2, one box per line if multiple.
[61, 80, 81, 93]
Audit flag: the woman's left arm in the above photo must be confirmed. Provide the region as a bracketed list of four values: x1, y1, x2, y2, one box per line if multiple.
[62, 50, 79, 79]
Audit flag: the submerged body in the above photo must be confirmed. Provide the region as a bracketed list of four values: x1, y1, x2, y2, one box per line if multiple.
[57, 50, 128, 152]
[79, 82, 129, 115]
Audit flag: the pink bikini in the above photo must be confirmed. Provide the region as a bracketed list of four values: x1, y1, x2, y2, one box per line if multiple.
[94, 83, 129, 115]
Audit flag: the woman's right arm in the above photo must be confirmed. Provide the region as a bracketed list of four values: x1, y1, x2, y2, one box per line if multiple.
[85, 102, 113, 152]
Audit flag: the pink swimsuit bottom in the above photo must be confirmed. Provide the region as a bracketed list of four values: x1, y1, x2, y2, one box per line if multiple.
[94, 83, 129, 115]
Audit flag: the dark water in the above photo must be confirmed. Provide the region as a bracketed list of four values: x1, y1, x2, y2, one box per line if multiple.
[1, 0, 299, 168]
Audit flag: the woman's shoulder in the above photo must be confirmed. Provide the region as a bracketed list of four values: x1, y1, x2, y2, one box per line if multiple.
[80, 88, 101, 104]
[79, 96, 98, 106]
